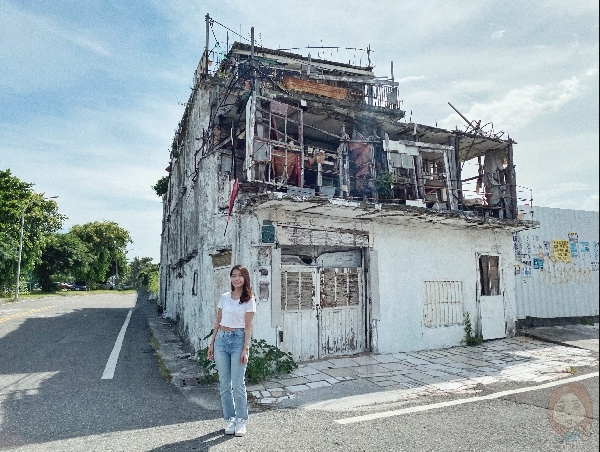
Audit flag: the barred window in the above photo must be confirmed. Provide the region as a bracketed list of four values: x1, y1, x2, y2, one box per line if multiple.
[423, 280, 464, 327]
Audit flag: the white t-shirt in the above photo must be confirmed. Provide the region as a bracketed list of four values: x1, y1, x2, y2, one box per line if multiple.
[217, 292, 256, 329]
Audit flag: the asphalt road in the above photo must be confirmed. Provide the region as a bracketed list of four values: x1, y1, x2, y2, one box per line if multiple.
[1, 292, 597, 451]
[0, 292, 208, 450]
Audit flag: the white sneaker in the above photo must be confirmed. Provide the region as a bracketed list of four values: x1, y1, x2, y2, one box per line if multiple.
[224, 417, 236, 435]
[234, 418, 247, 436]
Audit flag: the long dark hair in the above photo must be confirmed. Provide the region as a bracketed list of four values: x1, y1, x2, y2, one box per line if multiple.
[230, 264, 253, 303]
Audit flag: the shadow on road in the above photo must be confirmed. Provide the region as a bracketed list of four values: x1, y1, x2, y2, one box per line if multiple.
[148, 430, 233, 451]
[0, 292, 216, 449]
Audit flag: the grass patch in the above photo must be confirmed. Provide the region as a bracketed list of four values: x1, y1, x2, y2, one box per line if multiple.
[155, 354, 172, 382]
[150, 336, 160, 351]
[566, 366, 577, 374]
[150, 336, 172, 382]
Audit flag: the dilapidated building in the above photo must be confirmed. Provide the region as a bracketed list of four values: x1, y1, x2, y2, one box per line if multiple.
[159, 36, 536, 361]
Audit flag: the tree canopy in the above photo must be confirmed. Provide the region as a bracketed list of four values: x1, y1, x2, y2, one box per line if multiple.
[69, 221, 132, 284]
[0, 169, 65, 292]
[34, 232, 92, 291]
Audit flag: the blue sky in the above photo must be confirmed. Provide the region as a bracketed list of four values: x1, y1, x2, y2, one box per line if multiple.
[1, 0, 598, 262]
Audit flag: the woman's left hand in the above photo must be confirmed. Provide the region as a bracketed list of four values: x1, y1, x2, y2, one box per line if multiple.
[240, 349, 249, 365]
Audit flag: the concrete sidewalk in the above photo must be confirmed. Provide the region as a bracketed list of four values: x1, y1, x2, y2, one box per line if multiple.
[148, 315, 598, 412]
[519, 323, 599, 352]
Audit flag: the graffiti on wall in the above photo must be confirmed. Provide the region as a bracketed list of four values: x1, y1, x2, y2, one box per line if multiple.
[515, 231, 599, 286]
[539, 261, 592, 286]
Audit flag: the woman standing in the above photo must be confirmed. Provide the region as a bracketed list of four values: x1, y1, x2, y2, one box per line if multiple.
[208, 265, 256, 436]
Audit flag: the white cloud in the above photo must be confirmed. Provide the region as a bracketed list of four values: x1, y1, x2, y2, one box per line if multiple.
[491, 30, 506, 39]
[397, 75, 426, 84]
[534, 183, 599, 212]
[585, 65, 599, 76]
[439, 76, 583, 132]
[70, 35, 112, 58]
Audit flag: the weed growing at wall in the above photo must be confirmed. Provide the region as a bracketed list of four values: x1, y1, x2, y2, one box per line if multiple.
[197, 347, 218, 383]
[461, 312, 482, 346]
[196, 332, 298, 384]
[246, 339, 298, 384]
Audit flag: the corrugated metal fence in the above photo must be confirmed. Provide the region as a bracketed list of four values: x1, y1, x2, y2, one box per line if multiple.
[515, 206, 599, 319]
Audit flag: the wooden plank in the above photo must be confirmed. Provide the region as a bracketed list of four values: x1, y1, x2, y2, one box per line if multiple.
[283, 76, 349, 100]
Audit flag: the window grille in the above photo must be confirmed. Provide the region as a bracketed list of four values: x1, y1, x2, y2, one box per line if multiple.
[423, 280, 464, 327]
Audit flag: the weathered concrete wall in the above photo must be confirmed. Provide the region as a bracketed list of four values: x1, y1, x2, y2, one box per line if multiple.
[515, 206, 599, 320]
[372, 222, 516, 353]
[160, 85, 240, 350]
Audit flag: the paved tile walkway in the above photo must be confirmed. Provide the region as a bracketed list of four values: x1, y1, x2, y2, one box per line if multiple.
[247, 337, 598, 406]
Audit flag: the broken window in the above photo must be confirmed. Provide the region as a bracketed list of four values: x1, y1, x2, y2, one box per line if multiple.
[281, 268, 315, 311]
[320, 268, 360, 308]
[192, 270, 198, 296]
[479, 255, 500, 296]
[211, 250, 231, 268]
[246, 97, 304, 186]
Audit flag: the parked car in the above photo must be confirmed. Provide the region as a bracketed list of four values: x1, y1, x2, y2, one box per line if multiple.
[70, 281, 88, 291]
[56, 282, 73, 290]
[99, 281, 114, 290]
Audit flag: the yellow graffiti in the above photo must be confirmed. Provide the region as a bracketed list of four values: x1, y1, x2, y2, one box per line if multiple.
[540, 262, 592, 286]
[552, 240, 572, 263]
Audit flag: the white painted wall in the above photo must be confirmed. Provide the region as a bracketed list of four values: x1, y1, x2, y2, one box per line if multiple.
[515, 206, 599, 319]
[373, 222, 516, 353]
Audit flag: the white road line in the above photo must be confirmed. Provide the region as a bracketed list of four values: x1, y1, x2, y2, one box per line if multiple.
[101, 309, 133, 380]
[335, 371, 599, 425]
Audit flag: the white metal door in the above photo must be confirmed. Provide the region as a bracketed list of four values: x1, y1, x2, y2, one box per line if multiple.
[318, 268, 366, 357]
[478, 254, 506, 340]
[280, 266, 319, 361]
[281, 266, 366, 360]
[480, 295, 506, 339]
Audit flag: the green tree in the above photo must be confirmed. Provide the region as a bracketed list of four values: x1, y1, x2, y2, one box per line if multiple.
[129, 256, 158, 289]
[69, 221, 132, 286]
[34, 232, 92, 292]
[0, 169, 65, 294]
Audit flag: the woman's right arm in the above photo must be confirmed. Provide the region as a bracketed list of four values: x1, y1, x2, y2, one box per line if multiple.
[207, 308, 222, 361]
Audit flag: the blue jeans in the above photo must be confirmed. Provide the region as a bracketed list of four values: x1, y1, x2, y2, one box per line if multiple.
[213, 329, 248, 420]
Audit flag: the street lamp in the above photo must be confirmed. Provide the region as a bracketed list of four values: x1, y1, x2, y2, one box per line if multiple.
[15, 195, 59, 300]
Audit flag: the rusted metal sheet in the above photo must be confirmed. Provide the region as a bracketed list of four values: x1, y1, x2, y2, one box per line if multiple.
[283, 76, 349, 100]
[281, 268, 315, 310]
[320, 268, 360, 308]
